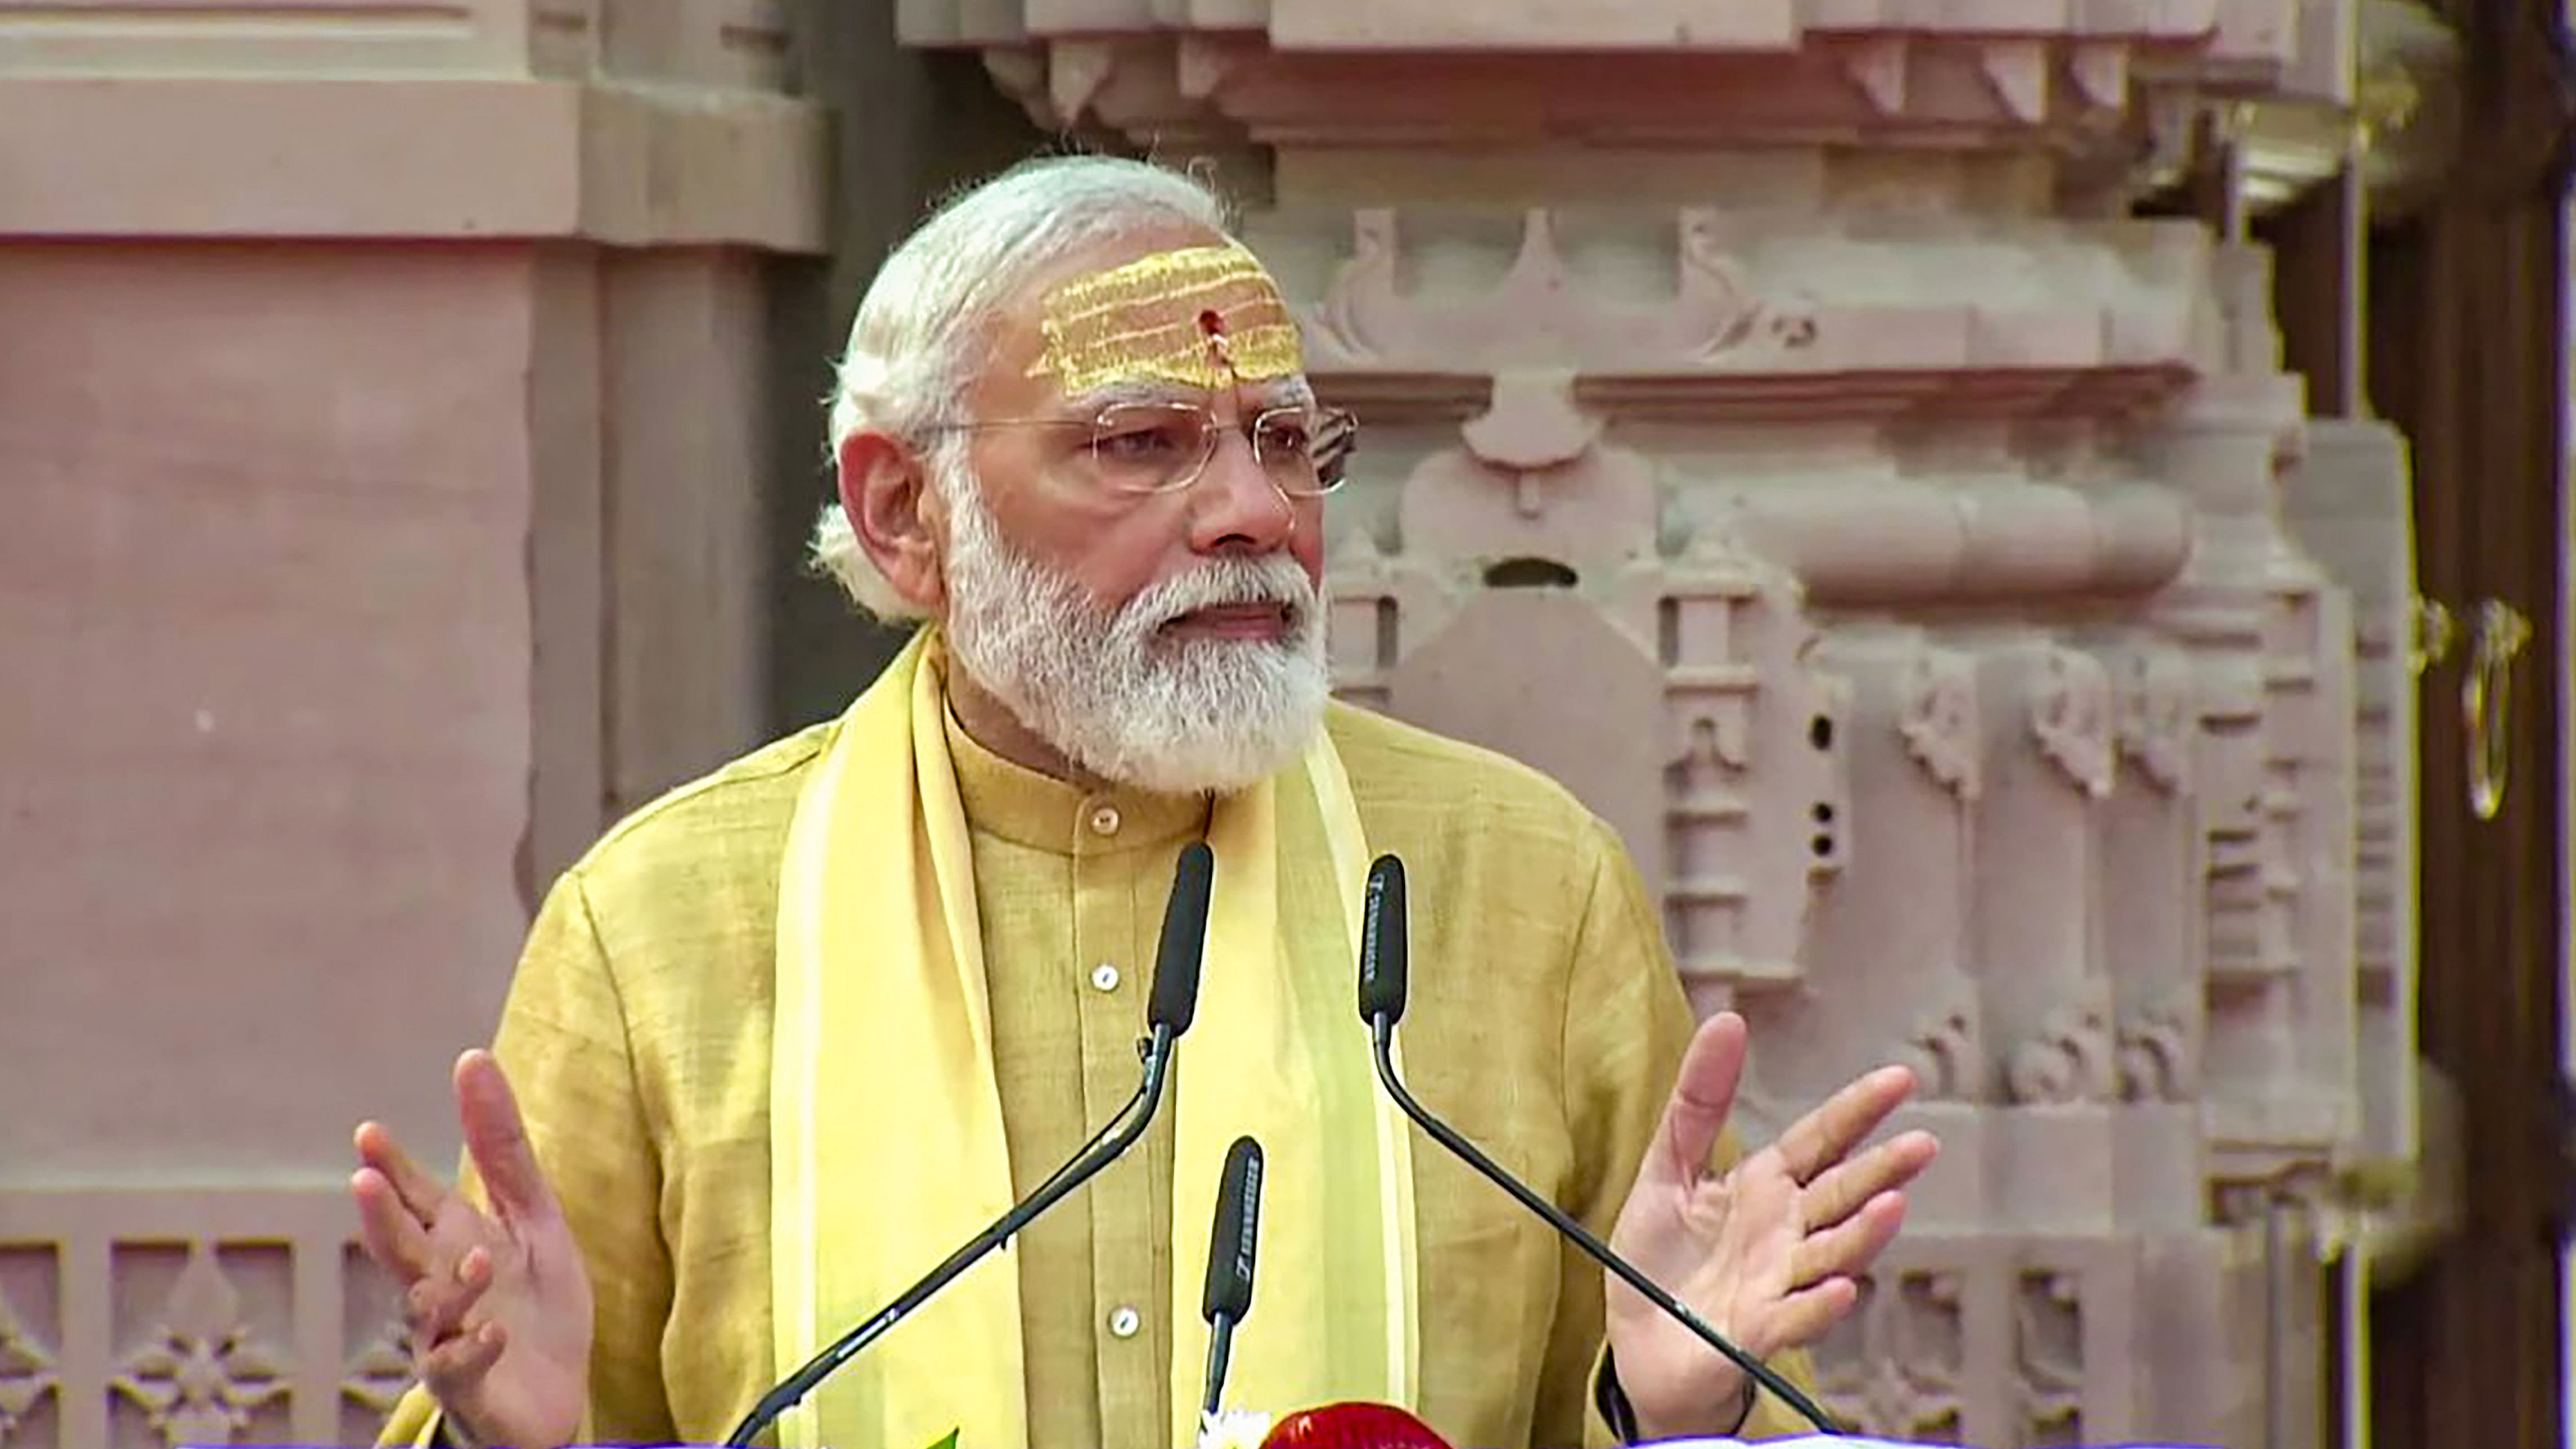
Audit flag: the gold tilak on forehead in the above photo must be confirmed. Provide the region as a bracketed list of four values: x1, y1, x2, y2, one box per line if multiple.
[1028, 240, 1305, 397]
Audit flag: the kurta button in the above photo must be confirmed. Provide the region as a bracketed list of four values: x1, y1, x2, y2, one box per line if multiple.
[1091, 962, 1121, 992]
[1089, 804, 1122, 837]
[1108, 1305, 1141, 1338]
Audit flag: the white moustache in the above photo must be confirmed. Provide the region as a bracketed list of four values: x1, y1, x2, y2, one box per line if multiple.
[1125, 556, 1315, 632]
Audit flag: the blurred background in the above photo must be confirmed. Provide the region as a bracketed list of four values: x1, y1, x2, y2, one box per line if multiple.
[0, 1, 2566, 1446]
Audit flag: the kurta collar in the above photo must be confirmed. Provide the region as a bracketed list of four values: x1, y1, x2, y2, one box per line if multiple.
[940, 699, 1211, 857]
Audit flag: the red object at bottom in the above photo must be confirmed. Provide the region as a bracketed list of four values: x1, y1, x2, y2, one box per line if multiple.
[1259, 1402, 1458, 1449]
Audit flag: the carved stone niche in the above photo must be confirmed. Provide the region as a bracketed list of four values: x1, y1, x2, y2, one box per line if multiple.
[1323, 364, 1838, 996]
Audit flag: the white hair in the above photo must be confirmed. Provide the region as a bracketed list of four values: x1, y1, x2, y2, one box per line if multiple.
[809, 153, 1237, 619]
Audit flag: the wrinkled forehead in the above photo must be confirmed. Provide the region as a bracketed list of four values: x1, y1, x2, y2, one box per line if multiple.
[1023, 237, 1307, 404]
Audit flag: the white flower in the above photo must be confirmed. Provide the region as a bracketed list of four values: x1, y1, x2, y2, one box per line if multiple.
[1195, 1407, 1275, 1449]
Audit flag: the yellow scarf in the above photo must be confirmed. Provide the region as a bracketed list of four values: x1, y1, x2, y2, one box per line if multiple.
[771, 628, 1420, 1449]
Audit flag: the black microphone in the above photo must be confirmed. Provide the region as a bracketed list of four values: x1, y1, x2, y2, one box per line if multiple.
[1198, 1134, 1264, 1420]
[1354, 854, 1842, 1437]
[723, 841, 1218, 1447]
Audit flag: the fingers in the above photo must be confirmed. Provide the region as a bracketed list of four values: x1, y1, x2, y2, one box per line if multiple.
[1790, 1188, 1907, 1288]
[455, 1050, 561, 1227]
[1762, 1274, 1865, 1354]
[1772, 1064, 1917, 1187]
[1640, 1013, 1751, 1194]
[409, 1245, 498, 1348]
[1801, 1129, 1940, 1231]
[354, 1120, 448, 1223]
[352, 1168, 439, 1281]
[420, 1319, 508, 1404]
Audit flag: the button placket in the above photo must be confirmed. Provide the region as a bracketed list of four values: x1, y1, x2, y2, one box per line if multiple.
[1069, 839, 1157, 1444]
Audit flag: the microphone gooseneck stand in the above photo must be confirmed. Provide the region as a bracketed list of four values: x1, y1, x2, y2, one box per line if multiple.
[1357, 853, 1844, 1438]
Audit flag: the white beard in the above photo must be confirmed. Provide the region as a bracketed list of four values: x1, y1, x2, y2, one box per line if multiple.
[937, 475, 1332, 798]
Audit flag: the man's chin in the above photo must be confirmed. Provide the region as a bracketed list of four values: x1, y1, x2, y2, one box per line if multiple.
[1099, 740, 1317, 798]
[1076, 697, 1330, 799]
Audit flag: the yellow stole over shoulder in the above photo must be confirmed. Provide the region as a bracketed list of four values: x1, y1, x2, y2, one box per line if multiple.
[771, 628, 1421, 1449]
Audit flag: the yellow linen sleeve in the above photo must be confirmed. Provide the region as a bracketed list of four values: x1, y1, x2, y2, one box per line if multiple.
[1533, 818, 1827, 1447]
[374, 869, 677, 1447]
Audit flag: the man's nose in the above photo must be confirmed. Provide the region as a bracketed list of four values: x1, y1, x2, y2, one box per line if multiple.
[1185, 424, 1296, 554]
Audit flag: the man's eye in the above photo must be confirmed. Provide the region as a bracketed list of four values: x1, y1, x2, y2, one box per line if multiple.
[1256, 420, 1315, 456]
[1096, 425, 1191, 460]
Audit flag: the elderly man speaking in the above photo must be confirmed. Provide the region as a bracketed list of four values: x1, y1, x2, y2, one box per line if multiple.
[350, 155, 1938, 1449]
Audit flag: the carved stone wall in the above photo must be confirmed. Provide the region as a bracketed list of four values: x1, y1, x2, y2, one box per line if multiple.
[0, 1192, 408, 1449]
[0, 4, 826, 1443]
[903, 3, 2419, 1446]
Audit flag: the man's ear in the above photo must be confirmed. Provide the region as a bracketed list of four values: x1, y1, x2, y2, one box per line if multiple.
[837, 430, 947, 616]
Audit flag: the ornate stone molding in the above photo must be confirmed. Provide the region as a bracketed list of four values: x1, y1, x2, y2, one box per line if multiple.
[906, 0, 2345, 154]
[0, 2, 827, 248]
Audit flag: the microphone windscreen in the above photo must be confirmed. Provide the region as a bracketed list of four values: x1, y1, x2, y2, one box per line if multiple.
[1152, 841, 1215, 1036]
[1201, 1134, 1263, 1323]
[1358, 854, 1409, 1026]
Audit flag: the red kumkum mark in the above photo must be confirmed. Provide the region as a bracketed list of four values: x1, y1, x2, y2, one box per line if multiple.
[1200, 308, 1237, 368]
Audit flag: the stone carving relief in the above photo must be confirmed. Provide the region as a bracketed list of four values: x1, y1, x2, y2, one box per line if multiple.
[2027, 648, 2115, 802]
[1325, 350, 1840, 997]
[1812, 1268, 1967, 1443]
[0, 1191, 424, 1449]
[1226, 192, 2398, 1443]
[340, 1244, 416, 1443]
[0, 1266, 58, 1449]
[1305, 209, 1821, 375]
[2013, 1270, 2085, 1446]
[2004, 1005, 2120, 1108]
[1650, 541, 1842, 996]
[2114, 646, 2196, 795]
[2116, 994, 2202, 1105]
[108, 1246, 291, 1448]
[1901, 997, 1983, 1106]
[340, 1321, 412, 1419]
[1898, 648, 1981, 803]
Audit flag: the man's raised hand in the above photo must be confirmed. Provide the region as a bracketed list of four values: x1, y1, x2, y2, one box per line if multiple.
[351, 1050, 594, 1449]
[1604, 1011, 1938, 1439]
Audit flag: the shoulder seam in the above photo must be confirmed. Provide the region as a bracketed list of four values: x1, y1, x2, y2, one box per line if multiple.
[572, 724, 831, 871]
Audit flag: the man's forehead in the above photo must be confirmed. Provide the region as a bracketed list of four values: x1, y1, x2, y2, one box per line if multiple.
[1022, 236, 1305, 399]
[1067, 373, 1315, 413]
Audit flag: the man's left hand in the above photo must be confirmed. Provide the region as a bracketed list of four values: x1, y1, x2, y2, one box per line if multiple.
[1604, 1010, 1940, 1440]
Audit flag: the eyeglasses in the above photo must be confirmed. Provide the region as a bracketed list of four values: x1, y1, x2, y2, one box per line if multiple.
[920, 400, 1358, 498]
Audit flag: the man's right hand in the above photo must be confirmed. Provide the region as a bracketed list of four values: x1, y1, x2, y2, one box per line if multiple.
[352, 1049, 595, 1449]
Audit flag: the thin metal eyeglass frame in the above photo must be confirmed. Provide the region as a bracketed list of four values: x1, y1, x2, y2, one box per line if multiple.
[912, 400, 1358, 497]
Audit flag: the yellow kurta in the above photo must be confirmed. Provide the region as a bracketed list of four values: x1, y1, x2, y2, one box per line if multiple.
[379, 699, 1818, 1448]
